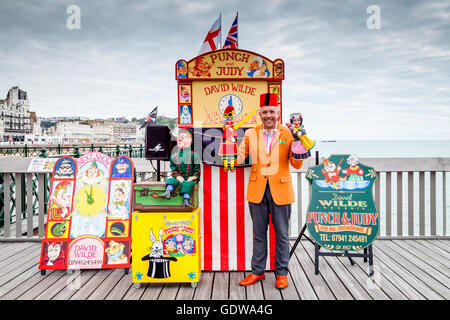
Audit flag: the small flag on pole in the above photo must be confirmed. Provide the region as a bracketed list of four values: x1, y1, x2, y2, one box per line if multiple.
[198, 14, 222, 55]
[141, 106, 158, 128]
[223, 12, 238, 49]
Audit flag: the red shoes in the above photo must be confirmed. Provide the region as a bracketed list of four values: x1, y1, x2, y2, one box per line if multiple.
[275, 275, 289, 289]
[239, 273, 265, 286]
[239, 273, 289, 289]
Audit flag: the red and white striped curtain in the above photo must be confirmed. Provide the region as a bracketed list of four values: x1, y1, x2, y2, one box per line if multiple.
[200, 164, 276, 271]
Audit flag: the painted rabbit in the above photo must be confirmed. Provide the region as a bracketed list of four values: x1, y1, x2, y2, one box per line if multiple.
[149, 228, 164, 258]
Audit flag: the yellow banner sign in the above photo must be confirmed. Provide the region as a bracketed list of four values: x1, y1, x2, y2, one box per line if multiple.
[186, 50, 275, 80]
[192, 80, 266, 127]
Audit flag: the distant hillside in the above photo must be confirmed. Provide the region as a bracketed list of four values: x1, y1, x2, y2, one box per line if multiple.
[132, 116, 178, 129]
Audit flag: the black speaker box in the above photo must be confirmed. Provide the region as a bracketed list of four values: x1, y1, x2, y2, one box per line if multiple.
[145, 125, 171, 160]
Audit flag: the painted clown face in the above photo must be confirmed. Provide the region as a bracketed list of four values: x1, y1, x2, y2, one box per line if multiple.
[87, 166, 100, 179]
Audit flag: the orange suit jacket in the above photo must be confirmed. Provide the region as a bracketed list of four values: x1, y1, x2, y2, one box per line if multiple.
[237, 124, 303, 205]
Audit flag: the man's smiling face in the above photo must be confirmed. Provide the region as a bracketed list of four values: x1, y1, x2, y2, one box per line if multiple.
[259, 106, 280, 130]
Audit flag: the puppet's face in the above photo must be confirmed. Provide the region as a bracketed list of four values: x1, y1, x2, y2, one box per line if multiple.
[47, 244, 61, 261]
[223, 116, 234, 126]
[177, 132, 192, 149]
[290, 114, 302, 127]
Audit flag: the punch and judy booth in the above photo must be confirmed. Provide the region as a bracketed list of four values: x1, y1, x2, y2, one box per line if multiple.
[176, 48, 285, 271]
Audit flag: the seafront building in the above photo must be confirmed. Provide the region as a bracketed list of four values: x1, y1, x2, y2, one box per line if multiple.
[1, 86, 149, 144]
[0, 86, 33, 142]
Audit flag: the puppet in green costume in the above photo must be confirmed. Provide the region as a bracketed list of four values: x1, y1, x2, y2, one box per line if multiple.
[159, 128, 200, 206]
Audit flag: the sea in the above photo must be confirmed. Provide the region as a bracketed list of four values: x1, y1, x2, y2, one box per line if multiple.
[313, 139, 450, 158]
[290, 140, 450, 237]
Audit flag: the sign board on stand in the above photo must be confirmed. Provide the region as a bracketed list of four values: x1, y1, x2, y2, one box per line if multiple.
[305, 154, 379, 275]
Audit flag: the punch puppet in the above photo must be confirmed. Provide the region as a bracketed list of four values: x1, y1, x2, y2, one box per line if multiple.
[218, 97, 238, 171]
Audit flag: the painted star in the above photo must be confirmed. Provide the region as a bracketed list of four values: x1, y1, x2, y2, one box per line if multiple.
[188, 272, 196, 280]
[135, 272, 143, 280]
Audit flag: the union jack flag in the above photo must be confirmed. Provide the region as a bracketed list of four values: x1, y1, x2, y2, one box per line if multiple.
[223, 13, 238, 49]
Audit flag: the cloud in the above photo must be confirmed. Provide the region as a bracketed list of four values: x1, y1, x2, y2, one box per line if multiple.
[0, 0, 449, 140]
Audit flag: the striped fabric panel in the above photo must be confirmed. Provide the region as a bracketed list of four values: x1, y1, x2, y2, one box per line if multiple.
[200, 164, 275, 271]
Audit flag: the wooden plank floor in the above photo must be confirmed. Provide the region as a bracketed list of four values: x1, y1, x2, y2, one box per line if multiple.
[0, 240, 448, 300]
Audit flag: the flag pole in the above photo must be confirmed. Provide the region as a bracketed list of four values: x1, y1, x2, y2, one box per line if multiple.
[236, 12, 238, 49]
[219, 13, 222, 49]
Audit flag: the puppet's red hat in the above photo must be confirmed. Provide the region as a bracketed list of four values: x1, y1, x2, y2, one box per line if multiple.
[259, 93, 278, 108]
[223, 105, 235, 117]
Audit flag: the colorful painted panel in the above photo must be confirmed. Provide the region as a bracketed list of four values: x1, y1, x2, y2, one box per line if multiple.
[132, 209, 201, 284]
[39, 153, 134, 271]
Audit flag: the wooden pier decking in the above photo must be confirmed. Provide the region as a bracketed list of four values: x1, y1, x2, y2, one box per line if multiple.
[0, 239, 448, 300]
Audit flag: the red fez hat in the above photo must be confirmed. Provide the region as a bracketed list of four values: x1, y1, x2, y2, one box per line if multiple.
[259, 93, 278, 108]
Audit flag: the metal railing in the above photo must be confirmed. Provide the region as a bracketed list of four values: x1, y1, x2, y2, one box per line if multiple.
[0, 144, 145, 158]
[0, 157, 448, 241]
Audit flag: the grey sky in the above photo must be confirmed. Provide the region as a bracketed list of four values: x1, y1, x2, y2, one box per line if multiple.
[1, 0, 449, 139]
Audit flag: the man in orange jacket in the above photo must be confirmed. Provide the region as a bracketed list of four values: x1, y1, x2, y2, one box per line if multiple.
[236, 93, 303, 289]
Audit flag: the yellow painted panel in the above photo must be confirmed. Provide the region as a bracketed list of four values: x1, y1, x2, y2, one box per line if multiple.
[132, 208, 201, 284]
